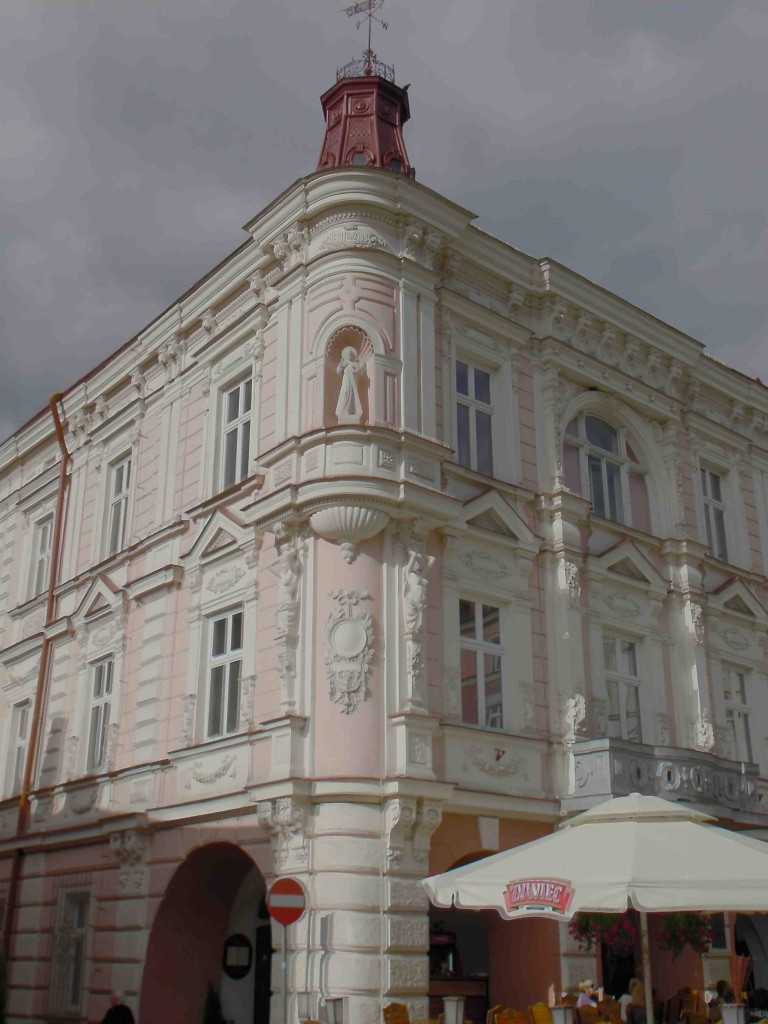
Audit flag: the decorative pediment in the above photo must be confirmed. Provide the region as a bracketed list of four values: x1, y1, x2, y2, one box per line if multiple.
[710, 578, 767, 623]
[457, 492, 538, 550]
[586, 540, 667, 595]
[72, 574, 125, 627]
[183, 509, 252, 565]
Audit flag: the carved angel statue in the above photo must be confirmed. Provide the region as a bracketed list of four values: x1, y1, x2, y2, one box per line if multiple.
[402, 550, 436, 635]
[335, 345, 363, 423]
[269, 543, 301, 636]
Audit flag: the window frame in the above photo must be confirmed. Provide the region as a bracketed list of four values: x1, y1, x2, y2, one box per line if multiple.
[700, 466, 729, 562]
[7, 698, 31, 796]
[105, 454, 132, 557]
[220, 376, 254, 492]
[29, 513, 54, 600]
[602, 633, 643, 742]
[458, 597, 507, 730]
[722, 664, 752, 763]
[86, 656, 114, 773]
[454, 357, 495, 477]
[205, 607, 244, 740]
[48, 889, 90, 1017]
[563, 413, 645, 525]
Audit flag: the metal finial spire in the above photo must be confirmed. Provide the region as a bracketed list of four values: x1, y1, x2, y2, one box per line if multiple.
[338, 0, 394, 81]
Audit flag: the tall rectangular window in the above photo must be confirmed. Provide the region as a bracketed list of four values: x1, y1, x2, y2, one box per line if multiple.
[86, 658, 113, 772]
[49, 892, 89, 1016]
[723, 666, 752, 762]
[222, 379, 252, 489]
[603, 635, 642, 742]
[459, 599, 504, 729]
[701, 468, 728, 561]
[107, 456, 131, 555]
[30, 515, 53, 598]
[207, 609, 243, 738]
[455, 360, 493, 476]
[8, 699, 30, 795]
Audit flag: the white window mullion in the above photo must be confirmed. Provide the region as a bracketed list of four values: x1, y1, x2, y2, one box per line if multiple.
[106, 456, 131, 556]
[86, 658, 113, 771]
[206, 609, 244, 738]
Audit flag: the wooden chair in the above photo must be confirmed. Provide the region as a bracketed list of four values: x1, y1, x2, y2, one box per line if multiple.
[384, 1004, 413, 1024]
[577, 1006, 602, 1024]
[497, 1011, 529, 1024]
[530, 1003, 555, 1024]
[599, 999, 622, 1024]
[487, 1006, 504, 1024]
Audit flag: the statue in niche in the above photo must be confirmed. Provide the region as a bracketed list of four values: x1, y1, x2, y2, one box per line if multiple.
[269, 543, 301, 637]
[402, 550, 436, 635]
[335, 345, 363, 423]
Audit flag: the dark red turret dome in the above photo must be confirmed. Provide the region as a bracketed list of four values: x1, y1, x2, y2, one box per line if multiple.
[316, 56, 414, 178]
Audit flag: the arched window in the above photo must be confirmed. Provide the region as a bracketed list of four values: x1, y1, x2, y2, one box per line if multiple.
[563, 414, 650, 529]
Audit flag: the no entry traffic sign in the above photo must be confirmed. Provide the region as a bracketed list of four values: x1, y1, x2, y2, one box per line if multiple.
[267, 876, 307, 926]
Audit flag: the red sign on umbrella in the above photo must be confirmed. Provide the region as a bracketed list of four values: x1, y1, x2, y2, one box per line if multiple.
[267, 877, 307, 926]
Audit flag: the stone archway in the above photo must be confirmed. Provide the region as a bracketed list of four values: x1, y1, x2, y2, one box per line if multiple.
[140, 842, 263, 1024]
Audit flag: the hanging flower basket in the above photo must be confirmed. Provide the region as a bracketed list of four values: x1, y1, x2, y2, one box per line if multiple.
[653, 912, 713, 959]
[569, 911, 638, 954]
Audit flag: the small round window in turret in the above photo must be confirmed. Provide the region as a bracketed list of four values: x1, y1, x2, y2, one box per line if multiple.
[351, 151, 369, 165]
[388, 158, 402, 172]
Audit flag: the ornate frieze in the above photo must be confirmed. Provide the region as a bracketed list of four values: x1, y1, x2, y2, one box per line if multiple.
[384, 797, 442, 873]
[110, 829, 148, 893]
[269, 533, 304, 710]
[325, 589, 374, 714]
[310, 505, 388, 563]
[256, 796, 309, 870]
[402, 550, 435, 708]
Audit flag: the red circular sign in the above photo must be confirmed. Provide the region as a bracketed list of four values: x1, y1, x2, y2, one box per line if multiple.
[267, 877, 307, 926]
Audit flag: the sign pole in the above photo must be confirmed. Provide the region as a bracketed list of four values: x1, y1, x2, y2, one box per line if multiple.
[267, 877, 308, 1024]
[282, 922, 288, 1024]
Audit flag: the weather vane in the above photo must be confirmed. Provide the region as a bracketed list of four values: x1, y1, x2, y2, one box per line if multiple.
[342, 0, 389, 77]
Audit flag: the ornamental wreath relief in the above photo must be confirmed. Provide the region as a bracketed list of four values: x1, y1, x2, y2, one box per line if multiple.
[325, 589, 374, 714]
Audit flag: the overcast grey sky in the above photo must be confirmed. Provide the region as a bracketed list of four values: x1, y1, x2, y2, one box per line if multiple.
[3, 0, 768, 442]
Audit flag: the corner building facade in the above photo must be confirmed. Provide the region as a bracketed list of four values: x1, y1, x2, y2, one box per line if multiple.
[3, 70, 768, 1024]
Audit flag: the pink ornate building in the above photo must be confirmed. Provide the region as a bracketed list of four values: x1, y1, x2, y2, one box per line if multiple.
[2, 59, 768, 1024]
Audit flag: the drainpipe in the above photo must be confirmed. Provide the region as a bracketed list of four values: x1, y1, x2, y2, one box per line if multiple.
[2, 394, 71, 955]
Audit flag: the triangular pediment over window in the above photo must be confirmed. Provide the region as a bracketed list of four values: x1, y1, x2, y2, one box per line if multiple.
[457, 491, 538, 550]
[710, 578, 767, 622]
[587, 540, 666, 594]
[72, 573, 125, 626]
[183, 508, 252, 565]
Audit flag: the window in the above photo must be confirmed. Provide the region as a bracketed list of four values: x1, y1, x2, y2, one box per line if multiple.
[86, 658, 113, 772]
[106, 456, 131, 555]
[207, 609, 243, 738]
[701, 468, 728, 561]
[455, 360, 493, 475]
[459, 600, 504, 729]
[563, 414, 650, 528]
[30, 515, 53, 598]
[709, 912, 728, 952]
[723, 666, 752, 761]
[603, 635, 642, 742]
[49, 891, 89, 1015]
[221, 379, 252, 489]
[8, 699, 30, 795]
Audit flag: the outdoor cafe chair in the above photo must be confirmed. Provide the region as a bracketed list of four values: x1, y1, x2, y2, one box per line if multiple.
[529, 1002, 555, 1024]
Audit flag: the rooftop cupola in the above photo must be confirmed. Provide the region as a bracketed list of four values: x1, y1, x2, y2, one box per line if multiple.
[316, 1, 414, 177]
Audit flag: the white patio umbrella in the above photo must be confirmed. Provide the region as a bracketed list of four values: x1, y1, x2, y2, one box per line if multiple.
[423, 794, 768, 1024]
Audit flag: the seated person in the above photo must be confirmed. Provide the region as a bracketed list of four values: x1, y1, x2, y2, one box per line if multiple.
[619, 980, 641, 1024]
[709, 980, 736, 1022]
[577, 982, 598, 1009]
[626, 981, 646, 1024]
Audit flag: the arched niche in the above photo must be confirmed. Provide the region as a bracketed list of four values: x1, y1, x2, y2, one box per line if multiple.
[304, 315, 399, 431]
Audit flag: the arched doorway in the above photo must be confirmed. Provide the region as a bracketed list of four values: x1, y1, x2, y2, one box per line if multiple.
[140, 842, 271, 1024]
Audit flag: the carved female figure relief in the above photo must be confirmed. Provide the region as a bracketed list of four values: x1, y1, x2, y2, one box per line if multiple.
[335, 345, 363, 424]
[402, 550, 435, 635]
[269, 543, 301, 637]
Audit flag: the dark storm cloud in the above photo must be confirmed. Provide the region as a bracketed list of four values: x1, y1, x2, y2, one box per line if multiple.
[2, 0, 768, 441]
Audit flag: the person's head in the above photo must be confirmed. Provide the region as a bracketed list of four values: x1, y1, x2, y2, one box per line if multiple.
[716, 980, 734, 1002]
[110, 991, 125, 1007]
[579, 980, 595, 994]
